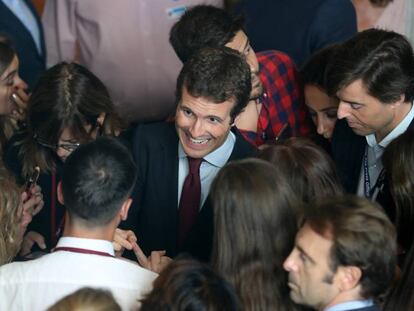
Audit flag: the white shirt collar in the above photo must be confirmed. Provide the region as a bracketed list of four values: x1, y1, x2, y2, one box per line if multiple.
[366, 102, 414, 148]
[56, 237, 115, 256]
[324, 299, 374, 311]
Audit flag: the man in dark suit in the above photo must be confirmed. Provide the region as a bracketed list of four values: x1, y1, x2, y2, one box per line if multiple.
[122, 47, 256, 262]
[284, 196, 396, 311]
[0, 0, 45, 89]
[327, 29, 414, 219]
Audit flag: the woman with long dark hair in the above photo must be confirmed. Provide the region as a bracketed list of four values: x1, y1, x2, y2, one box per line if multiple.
[5, 62, 124, 256]
[211, 158, 304, 311]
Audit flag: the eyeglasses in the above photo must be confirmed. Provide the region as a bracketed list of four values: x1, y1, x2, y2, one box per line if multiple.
[34, 135, 81, 152]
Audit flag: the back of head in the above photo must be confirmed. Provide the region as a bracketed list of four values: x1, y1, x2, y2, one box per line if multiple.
[383, 130, 414, 250]
[48, 287, 121, 311]
[306, 195, 396, 299]
[211, 158, 300, 310]
[176, 46, 251, 121]
[61, 137, 136, 227]
[326, 29, 414, 103]
[20, 62, 122, 177]
[140, 258, 240, 311]
[258, 138, 343, 203]
[0, 164, 21, 265]
[170, 5, 243, 63]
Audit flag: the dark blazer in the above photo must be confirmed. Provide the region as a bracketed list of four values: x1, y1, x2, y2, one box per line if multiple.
[0, 0, 45, 89]
[123, 122, 257, 261]
[331, 118, 414, 220]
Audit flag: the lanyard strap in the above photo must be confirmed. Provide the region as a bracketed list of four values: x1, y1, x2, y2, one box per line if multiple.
[363, 150, 385, 199]
[54, 246, 114, 258]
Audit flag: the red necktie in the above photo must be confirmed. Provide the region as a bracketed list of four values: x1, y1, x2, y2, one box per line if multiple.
[178, 157, 203, 248]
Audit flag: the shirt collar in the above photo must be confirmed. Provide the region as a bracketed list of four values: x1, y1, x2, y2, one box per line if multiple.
[56, 237, 115, 256]
[324, 299, 374, 311]
[178, 130, 236, 168]
[366, 102, 414, 148]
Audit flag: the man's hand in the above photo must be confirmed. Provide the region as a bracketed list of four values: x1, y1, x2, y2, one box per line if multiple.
[112, 228, 137, 257]
[132, 241, 172, 274]
[19, 231, 46, 257]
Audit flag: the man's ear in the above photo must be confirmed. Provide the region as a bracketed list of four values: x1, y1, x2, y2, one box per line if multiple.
[337, 266, 362, 292]
[57, 181, 64, 205]
[390, 94, 406, 109]
[119, 198, 132, 221]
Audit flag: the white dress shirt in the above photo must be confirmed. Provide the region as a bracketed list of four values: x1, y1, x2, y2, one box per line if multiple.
[0, 237, 157, 311]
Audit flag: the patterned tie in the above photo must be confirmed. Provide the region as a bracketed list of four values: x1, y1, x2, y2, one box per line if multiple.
[177, 157, 203, 248]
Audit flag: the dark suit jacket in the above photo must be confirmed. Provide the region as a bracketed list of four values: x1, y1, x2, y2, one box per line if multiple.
[0, 0, 45, 89]
[123, 122, 257, 261]
[331, 118, 414, 220]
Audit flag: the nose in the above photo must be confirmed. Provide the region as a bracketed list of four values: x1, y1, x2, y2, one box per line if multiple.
[13, 74, 28, 91]
[316, 117, 325, 136]
[337, 102, 349, 120]
[246, 49, 259, 74]
[189, 118, 204, 138]
[56, 146, 70, 160]
[283, 251, 297, 272]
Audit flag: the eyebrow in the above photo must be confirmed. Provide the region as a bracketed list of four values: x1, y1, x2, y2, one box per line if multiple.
[296, 244, 316, 265]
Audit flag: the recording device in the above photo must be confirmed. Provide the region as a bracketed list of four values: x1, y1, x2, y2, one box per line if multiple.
[24, 166, 40, 200]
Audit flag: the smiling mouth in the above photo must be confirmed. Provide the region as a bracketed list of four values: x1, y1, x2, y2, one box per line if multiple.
[189, 137, 209, 144]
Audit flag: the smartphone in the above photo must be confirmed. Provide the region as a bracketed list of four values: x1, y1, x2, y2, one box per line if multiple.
[24, 166, 40, 200]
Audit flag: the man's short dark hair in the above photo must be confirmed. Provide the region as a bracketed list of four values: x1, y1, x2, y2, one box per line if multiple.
[306, 195, 396, 299]
[62, 137, 136, 226]
[170, 5, 243, 63]
[326, 29, 414, 104]
[176, 46, 251, 121]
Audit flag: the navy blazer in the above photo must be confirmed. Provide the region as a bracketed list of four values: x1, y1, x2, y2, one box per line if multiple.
[0, 0, 45, 89]
[123, 122, 257, 261]
[331, 117, 414, 220]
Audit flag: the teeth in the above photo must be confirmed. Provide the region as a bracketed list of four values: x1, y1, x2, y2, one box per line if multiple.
[190, 137, 209, 144]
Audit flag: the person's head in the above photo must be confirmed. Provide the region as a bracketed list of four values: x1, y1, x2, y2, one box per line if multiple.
[258, 138, 343, 204]
[283, 195, 396, 310]
[300, 45, 340, 140]
[175, 46, 251, 159]
[170, 5, 262, 100]
[140, 258, 240, 311]
[0, 164, 23, 265]
[0, 38, 27, 116]
[47, 287, 121, 311]
[59, 137, 136, 230]
[383, 130, 414, 251]
[211, 158, 300, 309]
[326, 29, 414, 141]
[19, 62, 123, 178]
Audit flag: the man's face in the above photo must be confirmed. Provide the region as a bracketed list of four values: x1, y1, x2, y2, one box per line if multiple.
[225, 30, 263, 100]
[336, 79, 399, 141]
[175, 87, 235, 159]
[283, 223, 340, 310]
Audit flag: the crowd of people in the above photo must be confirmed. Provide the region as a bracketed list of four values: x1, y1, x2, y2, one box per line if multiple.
[0, 1, 413, 310]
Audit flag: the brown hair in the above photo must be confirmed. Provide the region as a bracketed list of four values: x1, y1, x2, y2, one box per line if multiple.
[258, 138, 343, 203]
[382, 130, 414, 310]
[211, 158, 303, 310]
[17, 62, 124, 178]
[306, 195, 396, 299]
[140, 258, 240, 311]
[0, 163, 22, 265]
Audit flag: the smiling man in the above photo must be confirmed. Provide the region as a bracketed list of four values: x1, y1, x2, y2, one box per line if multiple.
[123, 47, 256, 261]
[326, 29, 414, 218]
[284, 196, 396, 311]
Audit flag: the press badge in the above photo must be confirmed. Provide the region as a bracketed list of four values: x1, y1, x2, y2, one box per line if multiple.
[166, 6, 187, 19]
